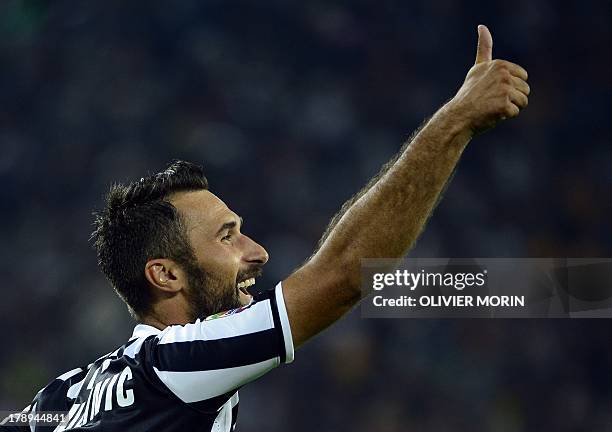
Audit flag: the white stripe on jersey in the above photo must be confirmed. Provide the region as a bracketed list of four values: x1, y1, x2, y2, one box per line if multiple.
[56, 368, 84, 382]
[212, 392, 239, 432]
[154, 357, 279, 403]
[123, 336, 148, 358]
[156, 300, 274, 345]
[67, 378, 85, 399]
[274, 282, 295, 363]
[28, 402, 37, 431]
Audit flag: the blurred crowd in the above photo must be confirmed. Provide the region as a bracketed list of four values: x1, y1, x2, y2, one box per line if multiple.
[1, 1, 611, 431]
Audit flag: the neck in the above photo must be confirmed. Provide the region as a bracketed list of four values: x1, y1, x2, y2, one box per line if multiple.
[140, 315, 168, 331]
[141, 297, 192, 329]
[140, 310, 191, 330]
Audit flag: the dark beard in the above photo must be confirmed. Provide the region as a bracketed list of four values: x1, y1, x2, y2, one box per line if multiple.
[182, 260, 241, 321]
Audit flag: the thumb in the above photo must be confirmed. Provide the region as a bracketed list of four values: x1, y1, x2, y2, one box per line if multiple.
[475, 24, 493, 64]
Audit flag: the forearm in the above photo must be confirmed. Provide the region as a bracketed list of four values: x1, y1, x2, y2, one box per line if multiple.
[283, 25, 530, 347]
[315, 118, 431, 249]
[314, 102, 472, 289]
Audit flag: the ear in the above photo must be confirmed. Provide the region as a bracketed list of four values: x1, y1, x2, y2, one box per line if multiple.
[144, 258, 184, 294]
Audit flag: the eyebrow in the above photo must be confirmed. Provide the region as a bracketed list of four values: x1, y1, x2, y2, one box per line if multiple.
[215, 216, 243, 237]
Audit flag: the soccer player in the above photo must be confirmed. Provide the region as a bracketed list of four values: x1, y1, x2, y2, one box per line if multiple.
[2, 25, 528, 431]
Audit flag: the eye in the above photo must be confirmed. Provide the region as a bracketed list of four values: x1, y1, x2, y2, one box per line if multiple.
[221, 233, 232, 243]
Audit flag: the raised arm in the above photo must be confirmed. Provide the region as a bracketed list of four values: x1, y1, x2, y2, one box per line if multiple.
[281, 25, 530, 347]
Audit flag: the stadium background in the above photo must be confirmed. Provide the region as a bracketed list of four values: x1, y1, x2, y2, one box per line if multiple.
[1, 1, 610, 430]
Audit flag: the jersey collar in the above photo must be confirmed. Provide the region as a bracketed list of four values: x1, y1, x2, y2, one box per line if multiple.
[131, 323, 162, 340]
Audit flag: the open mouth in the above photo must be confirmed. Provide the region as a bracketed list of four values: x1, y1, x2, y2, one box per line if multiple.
[236, 277, 256, 296]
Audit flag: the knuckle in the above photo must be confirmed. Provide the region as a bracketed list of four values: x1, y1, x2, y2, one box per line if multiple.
[499, 83, 512, 95]
[497, 100, 509, 115]
[500, 97, 512, 114]
[492, 59, 507, 70]
[499, 73, 512, 84]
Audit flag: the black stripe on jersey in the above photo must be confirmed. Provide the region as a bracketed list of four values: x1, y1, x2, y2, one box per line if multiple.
[268, 289, 286, 364]
[151, 328, 281, 372]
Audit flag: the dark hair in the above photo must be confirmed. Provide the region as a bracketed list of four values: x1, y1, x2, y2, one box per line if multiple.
[91, 160, 209, 319]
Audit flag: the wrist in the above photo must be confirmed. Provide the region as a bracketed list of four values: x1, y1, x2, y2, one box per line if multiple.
[441, 99, 474, 135]
[431, 99, 475, 145]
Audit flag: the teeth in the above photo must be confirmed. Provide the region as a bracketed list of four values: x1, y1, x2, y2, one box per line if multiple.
[236, 278, 255, 289]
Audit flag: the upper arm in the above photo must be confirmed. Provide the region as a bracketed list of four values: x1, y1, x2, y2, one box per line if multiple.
[282, 255, 361, 348]
[147, 286, 293, 409]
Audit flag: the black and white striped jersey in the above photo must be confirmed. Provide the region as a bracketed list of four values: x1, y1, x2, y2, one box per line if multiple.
[1, 283, 294, 431]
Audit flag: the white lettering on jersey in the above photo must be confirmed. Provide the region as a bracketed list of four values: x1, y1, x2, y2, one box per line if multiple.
[116, 366, 134, 407]
[104, 374, 120, 411]
[56, 366, 135, 430]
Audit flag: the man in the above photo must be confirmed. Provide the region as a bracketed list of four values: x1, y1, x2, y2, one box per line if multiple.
[2, 25, 528, 431]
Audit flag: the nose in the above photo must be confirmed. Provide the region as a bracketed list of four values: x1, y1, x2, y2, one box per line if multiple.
[241, 235, 269, 265]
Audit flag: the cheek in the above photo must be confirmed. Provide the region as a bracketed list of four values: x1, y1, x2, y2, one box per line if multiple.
[197, 244, 240, 279]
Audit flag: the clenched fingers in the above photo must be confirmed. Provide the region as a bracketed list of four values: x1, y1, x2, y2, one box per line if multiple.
[512, 76, 530, 96]
[509, 88, 529, 110]
[492, 59, 528, 81]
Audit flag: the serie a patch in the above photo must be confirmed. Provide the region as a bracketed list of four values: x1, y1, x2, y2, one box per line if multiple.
[205, 305, 250, 321]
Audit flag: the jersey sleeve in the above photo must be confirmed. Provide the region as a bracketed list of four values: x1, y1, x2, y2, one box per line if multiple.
[145, 283, 294, 406]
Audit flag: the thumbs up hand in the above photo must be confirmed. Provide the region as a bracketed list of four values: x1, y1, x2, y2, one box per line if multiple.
[475, 24, 493, 64]
[448, 25, 530, 136]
